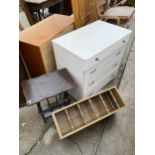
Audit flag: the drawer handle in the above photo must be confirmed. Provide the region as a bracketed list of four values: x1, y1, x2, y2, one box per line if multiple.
[113, 63, 118, 68]
[116, 51, 121, 56]
[90, 68, 96, 74]
[88, 80, 95, 86]
[123, 40, 127, 43]
[95, 57, 100, 61]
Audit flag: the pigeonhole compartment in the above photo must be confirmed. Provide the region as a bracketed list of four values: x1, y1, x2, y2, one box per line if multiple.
[67, 106, 85, 129]
[79, 100, 97, 123]
[55, 111, 73, 136]
[89, 96, 108, 118]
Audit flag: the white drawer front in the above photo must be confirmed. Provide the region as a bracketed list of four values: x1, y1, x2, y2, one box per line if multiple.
[84, 47, 123, 90]
[84, 68, 118, 97]
[84, 35, 129, 71]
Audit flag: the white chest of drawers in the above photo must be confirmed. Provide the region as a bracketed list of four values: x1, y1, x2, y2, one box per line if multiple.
[52, 20, 132, 100]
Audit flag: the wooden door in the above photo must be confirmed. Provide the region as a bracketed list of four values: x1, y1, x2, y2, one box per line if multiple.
[126, 0, 135, 6]
[71, 0, 98, 28]
[19, 0, 34, 25]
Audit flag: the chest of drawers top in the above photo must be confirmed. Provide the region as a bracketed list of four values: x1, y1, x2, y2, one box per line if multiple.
[52, 20, 132, 60]
[20, 14, 74, 46]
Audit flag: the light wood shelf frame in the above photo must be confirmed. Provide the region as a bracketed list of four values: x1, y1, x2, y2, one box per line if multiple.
[52, 86, 126, 139]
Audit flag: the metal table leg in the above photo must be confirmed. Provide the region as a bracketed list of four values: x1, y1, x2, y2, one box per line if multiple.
[36, 102, 47, 123]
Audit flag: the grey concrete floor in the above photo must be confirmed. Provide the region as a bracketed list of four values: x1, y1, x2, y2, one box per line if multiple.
[19, 39, 135, 155]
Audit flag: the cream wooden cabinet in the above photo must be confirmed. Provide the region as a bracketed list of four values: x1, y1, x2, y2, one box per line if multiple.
[52, 20, 132, 100]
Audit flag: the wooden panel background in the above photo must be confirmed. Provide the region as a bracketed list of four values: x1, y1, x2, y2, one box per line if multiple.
[71, 0, 98, 29]
[126, 0, 135, 6]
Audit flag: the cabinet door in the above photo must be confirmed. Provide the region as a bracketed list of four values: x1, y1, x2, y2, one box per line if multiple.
[71, 0, 98, 28]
